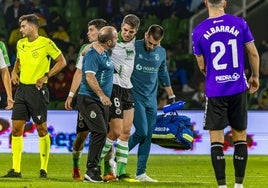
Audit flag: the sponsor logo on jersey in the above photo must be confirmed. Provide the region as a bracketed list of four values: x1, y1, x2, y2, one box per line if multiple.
[135, 63, 158, 73]
[215, 72, 240, 83]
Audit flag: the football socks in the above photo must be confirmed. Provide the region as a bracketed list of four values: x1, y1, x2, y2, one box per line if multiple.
[116, 139, 129, 176]
[11, 135, 23, 172]
[72, 150, 82, 168]
[211, 142, 226, 186]
[233, 141, 248, 184]
[39, 133, 51, 172]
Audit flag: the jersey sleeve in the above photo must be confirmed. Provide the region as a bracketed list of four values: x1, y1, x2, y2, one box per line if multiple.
[0, 42, 10, 68]
[83, 50, 99, 74]
[192, 27, 203, 56]
[76, 54, 83, 70]
[158, 49, 171, 87]
[46, 39, 62, 60]
[242, 19, 254, 44]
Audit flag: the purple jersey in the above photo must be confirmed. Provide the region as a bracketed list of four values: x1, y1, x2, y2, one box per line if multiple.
[192, 14, 254, 97]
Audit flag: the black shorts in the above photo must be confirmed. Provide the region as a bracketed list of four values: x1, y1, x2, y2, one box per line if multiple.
[109, 84, 134, 119]
[77, 94, 109, 134]
[76, 111, 89, 133]
[12, 83, 49, 124]
[204, 91, 247, 131]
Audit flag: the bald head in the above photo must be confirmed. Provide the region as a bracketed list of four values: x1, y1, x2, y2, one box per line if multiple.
[98, 26, 118, 49]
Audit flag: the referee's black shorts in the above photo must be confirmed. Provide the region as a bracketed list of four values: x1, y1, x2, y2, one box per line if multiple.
[204, 91, 247, 131]
[12, 83, 49, 124]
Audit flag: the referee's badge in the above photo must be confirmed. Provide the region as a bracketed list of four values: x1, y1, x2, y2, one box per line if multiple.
[115, 108, 121, 115]
[90, 111, 97, 119]
[32, 51, 39, 58]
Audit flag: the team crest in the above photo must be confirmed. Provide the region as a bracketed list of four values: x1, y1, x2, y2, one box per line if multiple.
[155, 54, 160, 61]
[115, 108, 121, 115]
[90, 111, 97, 118]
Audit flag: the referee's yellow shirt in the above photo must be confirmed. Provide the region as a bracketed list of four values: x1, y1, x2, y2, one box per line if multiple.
[17, 36, 62, 84]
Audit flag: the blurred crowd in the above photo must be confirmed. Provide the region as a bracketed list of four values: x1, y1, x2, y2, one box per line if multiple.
[0, 0, 267, 110]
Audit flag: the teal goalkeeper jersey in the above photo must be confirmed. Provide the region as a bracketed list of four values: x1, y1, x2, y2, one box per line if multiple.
[0, 41, 10, 69]
[131, 39, 171, 101]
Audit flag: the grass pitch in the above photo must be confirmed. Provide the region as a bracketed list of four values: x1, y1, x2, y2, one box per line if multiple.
[0, 154, 267, 188]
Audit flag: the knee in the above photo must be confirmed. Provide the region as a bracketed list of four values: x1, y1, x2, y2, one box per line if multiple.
[36, 125, 48, 137]
[108, 129, 121, 140]
[135, 131, 147, 141]
[76, 132, 89, 141]
[12, 121, 25, 136]
[12, 127, 23, 136]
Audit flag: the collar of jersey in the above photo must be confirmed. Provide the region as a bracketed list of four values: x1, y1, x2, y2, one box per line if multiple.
[117, 31, 134, 43]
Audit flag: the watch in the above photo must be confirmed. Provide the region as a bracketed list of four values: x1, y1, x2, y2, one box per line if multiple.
[44, 72, 49, 79]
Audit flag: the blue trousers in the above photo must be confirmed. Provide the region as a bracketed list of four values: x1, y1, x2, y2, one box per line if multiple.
[128, 99, 157, 175]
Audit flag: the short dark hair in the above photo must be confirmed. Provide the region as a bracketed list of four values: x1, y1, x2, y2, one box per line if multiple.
[19, 14, 39, 27]
[147, 24, 164, 41]
[208, 0, 223, 5]
[98, 26, 116, 43]
[88, 19, 107, 30]
[122, 14, 140, 29]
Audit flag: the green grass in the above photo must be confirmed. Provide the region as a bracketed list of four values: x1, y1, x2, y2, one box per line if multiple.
[0, 154, 267, 188]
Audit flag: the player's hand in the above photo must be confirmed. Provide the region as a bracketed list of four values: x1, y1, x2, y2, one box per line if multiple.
[11, 71, 19, 85]
[5, 98, 14, 110]
[248, 76, 259, 94]
[92, 42, 104, 55]
[36, 76, 47, 90]
[168, 95, 176, 104]
[100, 95, 112, 106]
[65, 97, 73, 110]
[81, 44, 92, 56]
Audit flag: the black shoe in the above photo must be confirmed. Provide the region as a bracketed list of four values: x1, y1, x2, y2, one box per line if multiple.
[3, 169, 22, 178]
[84, 167, 103, 183]
[39, 169, 47, 178]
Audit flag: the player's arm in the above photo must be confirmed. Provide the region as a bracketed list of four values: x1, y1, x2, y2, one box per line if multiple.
[82, 42, 104, 56]
[195, 55, 206, 76]
[246, 42, 260, 94]
[1, 66, 14, 109]
[158, 57, 175, 102]
[65, 68, 82, 110]
[81, 44, 92, 56]
[46, 54, 67, 78]
[11, 59, 20, 85]
[86, 73, 112, 106]
[164, 86, 176, 103]
[36, 54, 67, 89]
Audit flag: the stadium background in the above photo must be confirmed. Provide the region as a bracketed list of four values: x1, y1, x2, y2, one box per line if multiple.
[0, 0, 268, 155]
[1, 0, 268, 110]
[1, 110, 268, 155]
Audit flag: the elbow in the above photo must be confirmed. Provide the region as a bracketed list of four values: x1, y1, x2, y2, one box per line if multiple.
[62, 57, 67, 67]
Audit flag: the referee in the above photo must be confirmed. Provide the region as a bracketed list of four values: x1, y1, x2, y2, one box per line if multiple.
[3, 14, 66, 178]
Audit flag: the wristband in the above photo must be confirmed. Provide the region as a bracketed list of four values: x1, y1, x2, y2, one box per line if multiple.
[68, 92, 75, 98]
